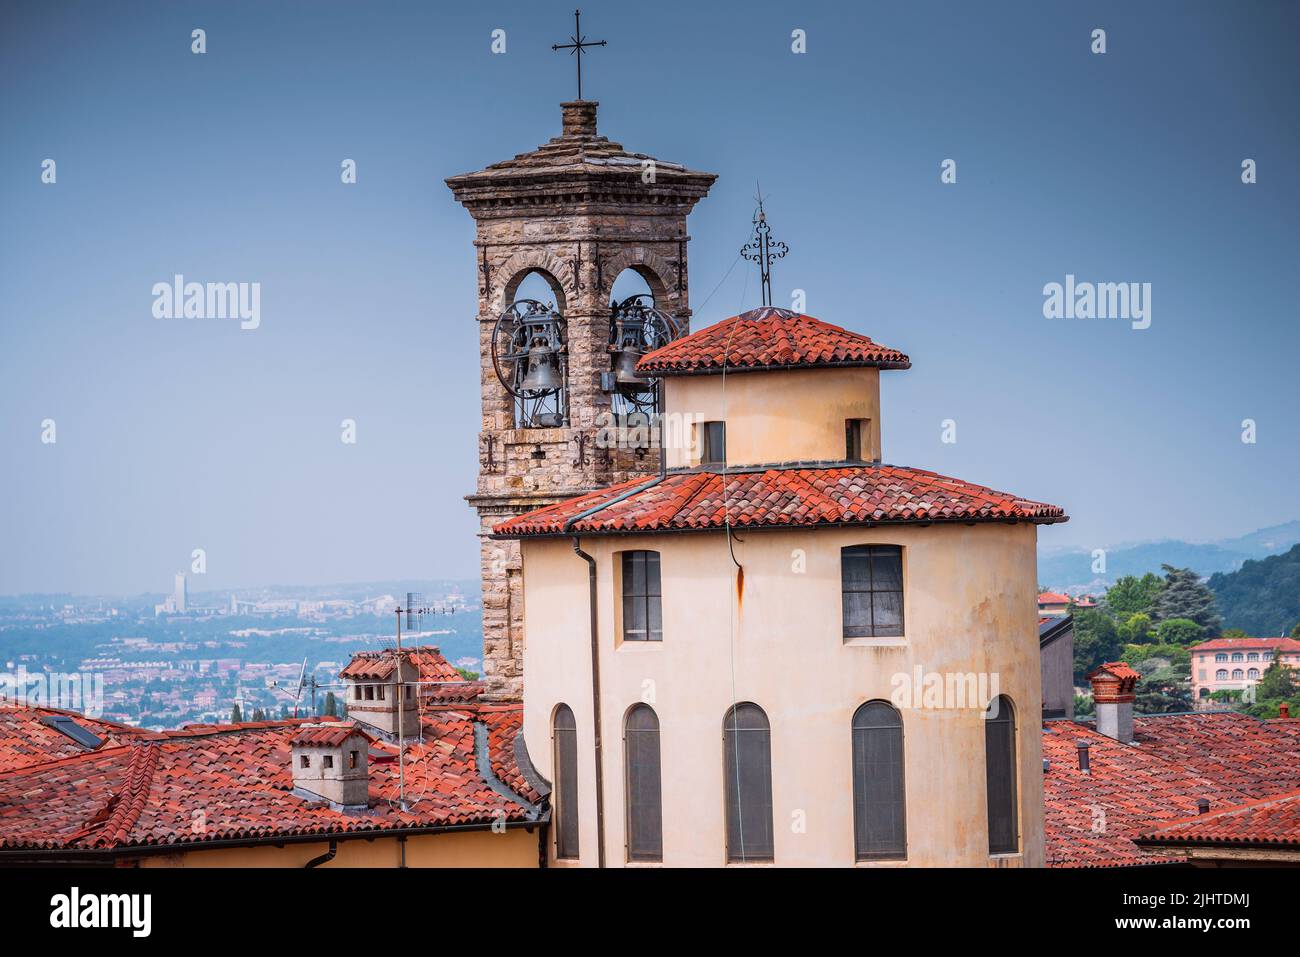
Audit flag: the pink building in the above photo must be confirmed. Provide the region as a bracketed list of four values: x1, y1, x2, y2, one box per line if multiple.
[1190, 637, 1300, 706]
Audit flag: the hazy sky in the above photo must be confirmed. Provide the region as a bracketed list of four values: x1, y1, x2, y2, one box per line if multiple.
[2, 1, 1297, 595]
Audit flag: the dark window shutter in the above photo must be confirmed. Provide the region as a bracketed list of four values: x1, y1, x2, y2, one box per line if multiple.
[553, 705, 580, 859]
[852, 701, 907, 859]
[984, 695, 1019, 854]
[841, 545, 905, 639]
[723, 703, 774, 862]
[624, 705, 663, 861]
[621, 551, 663, 642]
[702, 421, 727, 464]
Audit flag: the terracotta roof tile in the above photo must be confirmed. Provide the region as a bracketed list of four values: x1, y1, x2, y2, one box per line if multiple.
[1137, 787, 1300, 848]
[0, 705, 540, 853]
[1190, 637, 1300, 653]
[339, 646, 464, 683]
[0, 705, 148, 773]
[638, 307, 910, 375]
[1044, 712, 1300, 867]
[494, 464, 1066, 537]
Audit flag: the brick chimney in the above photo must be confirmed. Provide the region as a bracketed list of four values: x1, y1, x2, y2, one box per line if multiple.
[1088, 662, 1140, 744]
[290, 723, 370, 810]
[560, 100, 599, 137]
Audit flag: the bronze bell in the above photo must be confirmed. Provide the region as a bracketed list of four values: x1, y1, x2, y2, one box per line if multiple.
[520, 344, 562, 392]
[613, 346, 646, 389]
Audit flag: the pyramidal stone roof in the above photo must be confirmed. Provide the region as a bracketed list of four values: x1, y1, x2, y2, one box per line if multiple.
[446, 101, 715, 208]
[638, 307, 911, 375]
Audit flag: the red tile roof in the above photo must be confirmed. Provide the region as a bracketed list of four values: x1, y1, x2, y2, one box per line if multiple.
[1090, 661, 1142, 683]
[0, 705, 147, 773]
[1044, 712, 1300, 867]
[1137, 788, 1300, 848]
[290, 723, 371, 748]
[0, 707, 540, 854]
[1037, 591, 1071, 605]
[1190, 636, 1300, 653]
[638, 307, 910, 376]
[494, 464, 1066, 537]
[339, 646, 464, 683]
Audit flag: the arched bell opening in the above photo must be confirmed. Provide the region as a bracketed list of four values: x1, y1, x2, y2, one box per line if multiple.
[605, 269, 681, 421]
[493, 269, 570, 430]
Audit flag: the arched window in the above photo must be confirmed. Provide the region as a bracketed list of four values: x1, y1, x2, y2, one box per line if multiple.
[552, 705, 579, 860]
[984, 695, 1019, 855]
[623, 705, 662, 862]
[1198, 687, 1210, 699]
[1247, 652, 1259, 661]
[1215, 653, 1228, 662]
[1231, 652, 1244, 662]
[621, 551, 662, 642]
[1264, 652, 1274, 661]
[1216, 669, 1228, 680]
[1231, 669, 1244, 680]
[723, 703, 774, 862]
[1248, 668, 1260, 680]
[851, 701, 907, 860]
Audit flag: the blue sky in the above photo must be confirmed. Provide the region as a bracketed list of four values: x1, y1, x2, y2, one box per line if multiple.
[1, 1, 1296, 595]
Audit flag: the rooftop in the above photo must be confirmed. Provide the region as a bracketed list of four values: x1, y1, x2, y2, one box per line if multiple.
[1189, 636, 1300, 653]
[0, 705, 147, 774]
[494, 464, 1066, 538]
[638, 307, 910, 376]
[1043, 711, 1300, 867]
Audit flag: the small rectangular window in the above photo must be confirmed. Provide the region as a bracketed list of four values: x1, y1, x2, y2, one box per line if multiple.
[364, 686, 374, 700]
[701, 421, 726, 465]
[376, 684, 385, 701]
[300, 755, 311, 769]
[842, 545, 904, 639]
[348, 750, 359, 769]
[622, 551, 663, 642]
[845, 419, 869, 462]
[323, 754, 334, 769]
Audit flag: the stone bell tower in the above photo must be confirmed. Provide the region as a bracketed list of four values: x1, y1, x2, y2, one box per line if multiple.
[446, 100, 716, 700]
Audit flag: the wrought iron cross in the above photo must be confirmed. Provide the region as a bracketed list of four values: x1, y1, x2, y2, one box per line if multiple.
[552, 9, 606, 100]
[740, 189, 788, 308]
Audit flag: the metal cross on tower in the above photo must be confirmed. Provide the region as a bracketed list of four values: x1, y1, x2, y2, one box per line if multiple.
[740, 188, 789, 308]
[552, 9, 606, 100]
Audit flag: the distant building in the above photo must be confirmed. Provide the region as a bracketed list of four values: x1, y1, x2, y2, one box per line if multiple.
[1190, 636, 1300, 706]
[1039, 616, 1075, 719]
[1037, 591, 1072, 617]
[174, 573, 188, 614]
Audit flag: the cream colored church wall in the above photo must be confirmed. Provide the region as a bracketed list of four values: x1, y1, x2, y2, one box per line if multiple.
[519, 520, 1044, 868]
[664, 367, 882, 467]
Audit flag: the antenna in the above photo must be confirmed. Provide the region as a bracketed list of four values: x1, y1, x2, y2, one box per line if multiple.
[392, 594, 437, 811]
[291, 656, 307, 718]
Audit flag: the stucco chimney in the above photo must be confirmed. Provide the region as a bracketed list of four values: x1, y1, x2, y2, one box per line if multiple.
[338, 651, 420, 741]
[291, 723, 370, 810]
[1088, 662, 1140, 744]
[1075, 739, 1091, 773]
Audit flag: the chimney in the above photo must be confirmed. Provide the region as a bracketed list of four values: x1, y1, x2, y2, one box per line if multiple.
[1088, 662, 1140, 744]
[1075, 739, 1091, 774]
[561, 100, 599, 138]
[1281, 702, 1291, 719]
[1196, 798, 1210, 816]
[291, 723, 370, 810]
[339, 650, 420, 741]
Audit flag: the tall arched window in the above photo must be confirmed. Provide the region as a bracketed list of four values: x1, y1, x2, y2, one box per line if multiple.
[1216, 669, 1228, 680]
[1232, 669, 1244, 680]
[984, 695, 1019, 855]
[552, 704, 579, 860]
[1215, 653, 1228, 662]
[623, 704, 662, 862]
[723, 703, 774, 862]
[851, 701, 907, 860]
[1248, 668, 1260, 680]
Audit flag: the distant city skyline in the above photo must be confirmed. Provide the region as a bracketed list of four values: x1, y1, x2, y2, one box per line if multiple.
[3, 2, 1297, 594]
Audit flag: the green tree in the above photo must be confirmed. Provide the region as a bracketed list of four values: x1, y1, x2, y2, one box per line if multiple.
[324, 691, 338, 717]
[454, 667, 481, 681]
[1104, 573, 1164, 618]
[1154, 565, 1222, 632]
[1154, 617, 1205, 646]
[1134, 660, 1192, 714]
[1221, 628, 1248, 639]
[1117, 612, 1154, 646]
[1255, 659, 1300, 701]
[230, 702, 243, 723]
[1292, 622, 1300, 639]
[1208, 544, 1300, 635]
[1073, 608, 1122, 681]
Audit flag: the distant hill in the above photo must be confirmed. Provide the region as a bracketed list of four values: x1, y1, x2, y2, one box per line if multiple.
[1208, 544, 1300, 637]
[1038, 520, 1300, 590]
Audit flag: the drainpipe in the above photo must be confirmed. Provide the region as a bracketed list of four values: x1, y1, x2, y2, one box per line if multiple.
[570, 535, 606, 869]
[555, 472, 665, 869]
[304, 839, 337, 868]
